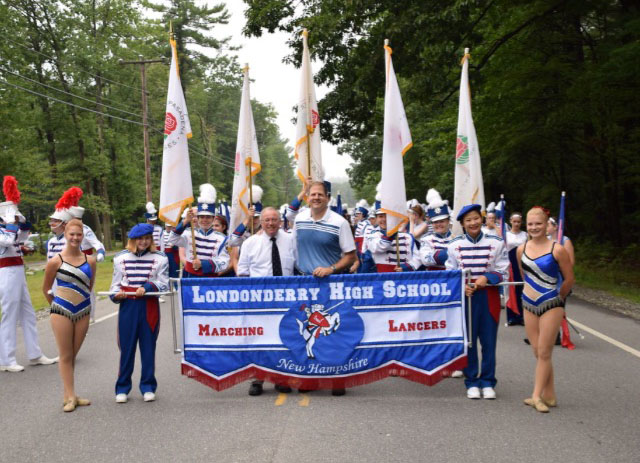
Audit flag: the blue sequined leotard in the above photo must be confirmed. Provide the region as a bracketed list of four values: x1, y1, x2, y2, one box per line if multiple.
[50, 255, 92, 322]
[521, 242, 565, 316]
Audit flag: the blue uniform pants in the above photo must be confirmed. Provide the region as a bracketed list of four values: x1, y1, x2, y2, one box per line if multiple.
[464, 289, 499, 389]
[116, 298, 160, 395]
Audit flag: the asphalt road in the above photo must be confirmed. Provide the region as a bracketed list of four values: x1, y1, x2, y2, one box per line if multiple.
[1, 294, 639, 463]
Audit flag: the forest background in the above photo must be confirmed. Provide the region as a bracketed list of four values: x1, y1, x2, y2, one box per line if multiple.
[0, 0, 638, 297]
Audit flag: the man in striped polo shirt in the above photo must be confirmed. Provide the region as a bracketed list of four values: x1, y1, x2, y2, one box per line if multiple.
[287, 181, 356, 277]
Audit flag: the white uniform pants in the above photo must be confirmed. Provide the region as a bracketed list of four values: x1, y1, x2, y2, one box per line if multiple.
[0, 266, 43, 365]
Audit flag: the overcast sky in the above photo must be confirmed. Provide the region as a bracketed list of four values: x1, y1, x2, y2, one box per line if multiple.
[214, 2, 353, 181]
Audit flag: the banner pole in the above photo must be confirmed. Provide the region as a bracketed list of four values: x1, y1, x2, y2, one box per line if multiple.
[395, 234, 400, 268]
[189, 205, 197, 261]
[465, 270, 473, 348]
[169, 279, 179, 353]
[248, 156, 254, 234]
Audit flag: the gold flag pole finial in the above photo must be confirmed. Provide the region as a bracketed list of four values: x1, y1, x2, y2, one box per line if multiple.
[461, 47, 471, 65]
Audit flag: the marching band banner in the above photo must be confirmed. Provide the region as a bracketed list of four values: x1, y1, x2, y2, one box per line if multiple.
[179, 271, 467, 391]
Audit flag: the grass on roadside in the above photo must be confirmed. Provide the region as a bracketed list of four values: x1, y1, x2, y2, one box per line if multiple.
[574, 239, 640, 305]
[26, 260, 115, 311]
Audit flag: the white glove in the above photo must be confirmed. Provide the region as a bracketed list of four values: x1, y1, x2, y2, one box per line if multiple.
[96, 252, 105, 262]
[3, 206, 16, 224]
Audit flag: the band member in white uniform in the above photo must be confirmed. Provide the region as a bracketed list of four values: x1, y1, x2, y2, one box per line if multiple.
[144, 202, 164, 250]
[419, 189, 454, 271]
[0, 176, 58, 372]
[167, 184, 230, 278]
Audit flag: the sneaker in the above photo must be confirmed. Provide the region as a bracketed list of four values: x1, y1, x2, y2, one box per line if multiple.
[0, 364, 25, 372]
[482, 387, 496, 399]
[115, 393, 128, 403]
[451, 370, 464, 378]
[29, 355, 59, 365]
[466, 387, 481, 399]
[143, 392, 156, 402]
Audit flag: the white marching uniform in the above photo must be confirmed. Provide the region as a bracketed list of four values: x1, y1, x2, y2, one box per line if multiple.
[151, 224, 164, 250]
[365, 228, 420, 272]
[167, 225, 230, 277]
[47, 233, 66, 260]
[505, 230, 527, 252]
[418, 231, 454, 270]
[0, 224, 43, 366]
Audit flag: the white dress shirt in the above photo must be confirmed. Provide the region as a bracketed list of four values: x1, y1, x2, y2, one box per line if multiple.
[236, 230, 296, 277]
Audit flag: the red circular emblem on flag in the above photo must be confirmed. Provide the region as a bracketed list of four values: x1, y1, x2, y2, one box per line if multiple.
[311, 109, 319, 128]
[164, 112, 177, 136]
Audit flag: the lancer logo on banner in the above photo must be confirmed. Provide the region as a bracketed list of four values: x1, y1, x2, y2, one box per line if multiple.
[179, 271, 467, 391]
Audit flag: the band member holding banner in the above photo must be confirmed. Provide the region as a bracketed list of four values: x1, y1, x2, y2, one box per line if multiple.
[167, 184, 230, 278]
[43, 218, 96, 412]
[110, 223, 169, 403]
[288, 181, 356, 278]
[419, 189, 453, 271]
[0, 176, 59, 372]
[446, 204, 509, 400]
[518, 207, 574, 412]
[237, 206, 296, 396]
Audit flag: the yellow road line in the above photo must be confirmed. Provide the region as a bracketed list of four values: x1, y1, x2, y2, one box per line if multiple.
[567, 317, 640, 359]
[298, 394, 310, 407]
[274, 393, 287, 406]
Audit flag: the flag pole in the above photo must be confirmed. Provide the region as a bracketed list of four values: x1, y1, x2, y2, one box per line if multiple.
[244, 63, 254, 235]
[304, 29, 312, 187]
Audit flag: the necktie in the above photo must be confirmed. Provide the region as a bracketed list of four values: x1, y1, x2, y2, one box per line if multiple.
[271, 236, 283, 276]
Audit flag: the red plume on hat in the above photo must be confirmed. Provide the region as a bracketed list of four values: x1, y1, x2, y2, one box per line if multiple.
[3, 176, 20, 204]
[55, 187, 83, 210]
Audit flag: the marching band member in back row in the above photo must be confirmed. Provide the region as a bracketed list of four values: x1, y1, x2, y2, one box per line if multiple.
[407, 199, 429, 240]
[228, 185, 263, 248]
[0, 176, 58, 372]
[364, 202, 420, 273]
[348, 199, 371, 273]
[446, 204, 509, 400]
[419, 189, 453, 271]
[47, 187, 83, 261]
[167, 183, 230, 278]
[145, 202, 164, 250]
[110, 223, 169, 404]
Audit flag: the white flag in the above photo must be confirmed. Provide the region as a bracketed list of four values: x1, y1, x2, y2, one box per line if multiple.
[230, 66, 262, 233]
[380, 41, 412, 236]
[452, 48, 485, 235]
[159, 38, 193, 226]
[294, 29, 323, 186]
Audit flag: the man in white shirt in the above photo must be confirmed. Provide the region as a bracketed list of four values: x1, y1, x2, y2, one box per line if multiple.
[237, 207, 295, 396]
[237, 207, 296, 278]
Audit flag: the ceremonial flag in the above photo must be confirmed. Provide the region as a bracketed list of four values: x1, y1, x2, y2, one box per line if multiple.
[452, 48, 485, 235]
[380, 40, 412, 236]
[230, 65, 262, 233]
[556, 191, 575, 349]
[159, 36, 193, 226]
[294, 29, 323, 187]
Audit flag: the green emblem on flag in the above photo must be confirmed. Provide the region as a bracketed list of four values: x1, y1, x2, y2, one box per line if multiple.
[456, 135, 469, 165]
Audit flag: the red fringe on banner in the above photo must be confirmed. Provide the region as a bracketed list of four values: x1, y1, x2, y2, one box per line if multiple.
[182, 356, 468, 392]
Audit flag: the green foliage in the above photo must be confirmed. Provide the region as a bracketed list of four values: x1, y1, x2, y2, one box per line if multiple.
[243, 0, 640, 246]
[0, 0, 295, 245]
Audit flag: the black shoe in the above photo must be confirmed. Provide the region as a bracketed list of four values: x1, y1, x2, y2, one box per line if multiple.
[248, 382, 263, 396]
[274, 384, 292, 393]
[331, 388, 346, 396]
[523, 338, 531, 345]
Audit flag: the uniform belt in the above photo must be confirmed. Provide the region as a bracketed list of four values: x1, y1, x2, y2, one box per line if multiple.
[185, 261, 218, 277]
[0, 256, 24, 268]
[120, 285, 151, 299]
